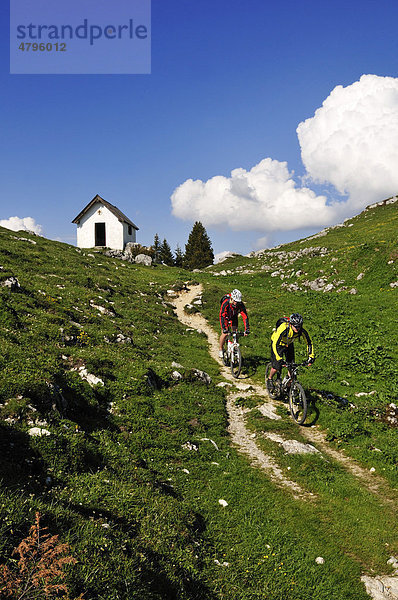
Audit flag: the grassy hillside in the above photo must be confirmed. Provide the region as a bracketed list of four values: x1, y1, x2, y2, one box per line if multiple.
[0, 198, 397, 599]
[202, 197, 398, 486]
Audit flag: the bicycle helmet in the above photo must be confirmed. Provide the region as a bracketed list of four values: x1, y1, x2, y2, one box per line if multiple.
[289, 313, 303, 328]
[230, 289, 242, 303]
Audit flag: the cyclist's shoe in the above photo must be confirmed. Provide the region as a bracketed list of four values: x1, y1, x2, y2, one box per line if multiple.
[267, 378, 280, 397]
[219, 350, 223, 358]
[266, 378, 274, 395]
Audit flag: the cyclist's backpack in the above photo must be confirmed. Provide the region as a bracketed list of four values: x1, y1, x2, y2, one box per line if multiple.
[275, 316, 289, 329]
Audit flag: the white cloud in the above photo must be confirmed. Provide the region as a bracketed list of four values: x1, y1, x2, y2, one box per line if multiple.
[214, 251, 238, 263]
[297, 74, 398, 210]
[253, 235, 271, 250]
[171, 74, 398, 239]
[0, 216, 43, 235]
[171, 158, 337, 233]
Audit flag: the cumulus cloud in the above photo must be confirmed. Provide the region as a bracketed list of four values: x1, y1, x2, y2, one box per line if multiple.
[171, 158, 337, 233]
[0, 216, 43, 235]
[171, 74, 398, 239]
[253, 235, 271, 250]
[297, 74, 398, 210]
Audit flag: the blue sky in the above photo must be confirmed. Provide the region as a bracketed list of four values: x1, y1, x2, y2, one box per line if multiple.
[1, 0, 398, 258]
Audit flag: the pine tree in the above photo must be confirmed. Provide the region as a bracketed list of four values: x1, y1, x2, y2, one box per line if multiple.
[184, 221, 214, 270]
[160, 238, 174, 266]
[152, 233, 161, 264]
[174, 244, 184, 268]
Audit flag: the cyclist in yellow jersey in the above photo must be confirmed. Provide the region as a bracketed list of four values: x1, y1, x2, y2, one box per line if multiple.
[267, 313, 315, 393]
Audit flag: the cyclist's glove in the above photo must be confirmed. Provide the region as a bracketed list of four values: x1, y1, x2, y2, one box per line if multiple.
[307, 357, 315, 365]
[222, 329, 229, 334]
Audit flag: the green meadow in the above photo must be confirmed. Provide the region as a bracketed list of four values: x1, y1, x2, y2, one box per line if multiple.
[0, 198, 397, 599]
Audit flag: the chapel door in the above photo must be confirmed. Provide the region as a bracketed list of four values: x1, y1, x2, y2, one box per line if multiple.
[95, 222, 106, 246]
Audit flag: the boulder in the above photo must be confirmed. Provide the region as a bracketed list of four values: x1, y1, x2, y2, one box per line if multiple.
[28, 427, 51, 437]
[1, 276, 20, 291]
[124, 242, 139, 254]
[190, 369, 212, 384]
[135, 254, 152, 266]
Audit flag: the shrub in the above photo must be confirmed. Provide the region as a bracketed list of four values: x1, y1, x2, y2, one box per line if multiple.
[0, 512, 83, 599]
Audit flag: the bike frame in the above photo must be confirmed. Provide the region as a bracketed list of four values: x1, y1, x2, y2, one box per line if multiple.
[281, 362, 305, 391]
[227, 330, 242, 355]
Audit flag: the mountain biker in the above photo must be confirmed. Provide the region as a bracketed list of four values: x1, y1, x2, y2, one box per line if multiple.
[219, 289, 250, 358]
[267, 313, 314, 393]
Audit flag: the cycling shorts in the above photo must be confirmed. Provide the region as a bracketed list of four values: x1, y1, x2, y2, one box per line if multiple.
[270, 343, 294, 372]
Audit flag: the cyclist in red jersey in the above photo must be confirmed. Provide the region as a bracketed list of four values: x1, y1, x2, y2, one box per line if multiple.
[219, 289, 250, 358]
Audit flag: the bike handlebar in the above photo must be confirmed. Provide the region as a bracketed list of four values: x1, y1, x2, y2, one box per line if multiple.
[282, 361, 308, 368]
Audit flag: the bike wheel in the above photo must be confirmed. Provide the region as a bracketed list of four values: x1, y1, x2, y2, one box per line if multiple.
[289, 382, 307, 424]
[265, 362, 280, 399]
[230, 346, 242, 378]
[222, 347, 229, 366]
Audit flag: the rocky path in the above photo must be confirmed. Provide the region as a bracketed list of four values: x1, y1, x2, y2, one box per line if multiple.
[173, 284, 314, 499]
[172, 284, 398, 600]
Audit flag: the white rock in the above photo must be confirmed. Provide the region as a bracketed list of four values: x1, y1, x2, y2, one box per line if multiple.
[265, 432, 321, 455]
[315, 557, 325, 564]
[234, 383, 252, 391]
[360, 575, 398, 600]
[1, 276, 20, 290]
[28, 427, 51, 437]
[182, 442, 198, 451]
[78, 367, 104, 387]
[387, 556, 398, 572]
[257, 404, 282, 421]
[135, 254, 152, 266]
[218, 499, 228, 507]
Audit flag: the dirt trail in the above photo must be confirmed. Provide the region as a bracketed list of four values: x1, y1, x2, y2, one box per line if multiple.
[173, 284, 313, 500]
[173, 284, 398, 505]
[173, 283, 398, 600]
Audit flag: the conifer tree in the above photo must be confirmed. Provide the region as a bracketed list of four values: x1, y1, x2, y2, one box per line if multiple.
[152, 233, 161, 264]
[174, 244, 184, 268]
[184, 221, 214, 270]
[160, 238, 174, 266]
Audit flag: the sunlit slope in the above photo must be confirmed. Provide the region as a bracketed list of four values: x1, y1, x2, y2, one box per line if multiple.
[201, 196, 398, 487]
[0, 199, 397, 600]
[208, 196, 398, 295]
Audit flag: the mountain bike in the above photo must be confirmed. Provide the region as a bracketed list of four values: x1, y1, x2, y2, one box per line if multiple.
[265, 361, 308, 424]
[222, 331, 243, 378]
